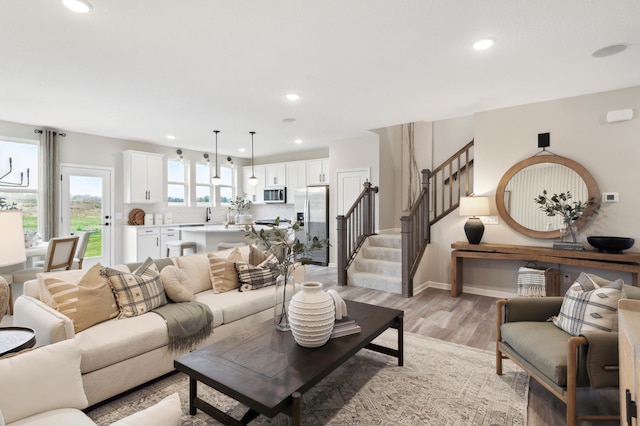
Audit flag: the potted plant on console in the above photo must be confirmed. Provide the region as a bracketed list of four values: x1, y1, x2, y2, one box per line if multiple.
[535, 189, 598, 247]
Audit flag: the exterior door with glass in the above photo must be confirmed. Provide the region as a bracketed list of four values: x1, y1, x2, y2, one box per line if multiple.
[60, 165, 113, 267]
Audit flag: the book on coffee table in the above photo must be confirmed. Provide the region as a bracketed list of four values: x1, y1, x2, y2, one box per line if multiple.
[331, 318, 361, 338]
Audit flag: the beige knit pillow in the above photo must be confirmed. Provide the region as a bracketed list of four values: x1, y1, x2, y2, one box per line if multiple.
[249, 244, 268, 266]
[41, 263, 119, 333]
[160, 265, 194, 302]
[176, 254, 212, 293]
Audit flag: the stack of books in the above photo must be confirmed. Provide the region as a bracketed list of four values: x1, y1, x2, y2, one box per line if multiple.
[330, 316, 361, 339]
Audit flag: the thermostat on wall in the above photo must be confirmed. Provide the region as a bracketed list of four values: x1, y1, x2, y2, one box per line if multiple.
[602, 192, 619, 202]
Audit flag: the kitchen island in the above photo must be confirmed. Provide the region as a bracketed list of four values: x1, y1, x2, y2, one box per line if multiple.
[179, 224, 253, 253]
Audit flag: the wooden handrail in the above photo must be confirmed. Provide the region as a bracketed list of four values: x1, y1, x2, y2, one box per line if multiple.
[336, 182, 379, 286]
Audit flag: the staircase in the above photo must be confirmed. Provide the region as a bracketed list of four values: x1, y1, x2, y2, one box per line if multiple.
[348, 232, 402, 294]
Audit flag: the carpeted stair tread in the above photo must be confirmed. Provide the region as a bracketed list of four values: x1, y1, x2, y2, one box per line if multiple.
[367, 234, 402, 249]
[354, 258, 402, 276]
[362, 246, 402, 262]
[348, 271, 402, 293]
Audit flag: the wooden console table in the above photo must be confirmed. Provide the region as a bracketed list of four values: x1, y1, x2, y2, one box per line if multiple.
[450, 242, 640, 297]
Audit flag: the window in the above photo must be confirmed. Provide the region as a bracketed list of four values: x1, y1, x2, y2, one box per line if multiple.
[195, 161, 211, 206]
[219, 165, 234, 204]
[0, 139, 40, 232]
[167, 159, 186, 206]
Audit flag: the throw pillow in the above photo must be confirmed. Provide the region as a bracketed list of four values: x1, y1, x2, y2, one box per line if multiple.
[40, 263, 119, 333]
[0, 339, 88, 424]
[110, 392, 181, 426]
[207, 253, 240, 293]
[235, 261, 278, 292]
[552, 272, 623, 336]
[176, 254, 213, 293]
[103, 258, 167, 319]
[160, 265, 194, 302]
[249, 244, 268, 266]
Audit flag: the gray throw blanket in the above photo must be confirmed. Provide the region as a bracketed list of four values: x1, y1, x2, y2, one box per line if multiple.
[152, 301, 213, 353]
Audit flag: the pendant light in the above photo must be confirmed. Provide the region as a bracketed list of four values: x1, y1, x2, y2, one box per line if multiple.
[248, 131, 259, 186]
[211, 130, 222, 186]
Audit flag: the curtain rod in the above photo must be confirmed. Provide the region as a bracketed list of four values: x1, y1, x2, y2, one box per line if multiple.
[34, 129, 66, 137]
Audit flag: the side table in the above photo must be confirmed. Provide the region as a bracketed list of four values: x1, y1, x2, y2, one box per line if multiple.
[0, 327, 36, 357]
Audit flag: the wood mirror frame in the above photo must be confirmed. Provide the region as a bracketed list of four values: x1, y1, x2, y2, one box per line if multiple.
[495, 154, 600, 239]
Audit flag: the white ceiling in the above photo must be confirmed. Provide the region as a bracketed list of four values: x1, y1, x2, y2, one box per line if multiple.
[1, 1, 639, 159]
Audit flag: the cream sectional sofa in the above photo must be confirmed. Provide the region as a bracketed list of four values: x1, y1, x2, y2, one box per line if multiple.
[12, 245, 303, 407]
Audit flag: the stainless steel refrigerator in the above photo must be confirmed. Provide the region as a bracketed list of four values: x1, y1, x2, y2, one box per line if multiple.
[294, 185, 329, 266]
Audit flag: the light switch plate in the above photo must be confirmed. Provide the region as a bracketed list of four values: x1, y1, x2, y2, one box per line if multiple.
[480, 216, 499, 225]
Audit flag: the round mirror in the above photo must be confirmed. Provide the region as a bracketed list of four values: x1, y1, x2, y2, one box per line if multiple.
[495, 155, 600, 239]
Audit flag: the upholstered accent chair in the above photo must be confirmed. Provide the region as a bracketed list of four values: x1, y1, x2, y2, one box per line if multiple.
[495, 291, 639, 426]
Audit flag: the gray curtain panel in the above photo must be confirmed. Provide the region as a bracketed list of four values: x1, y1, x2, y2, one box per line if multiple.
[39, 129, 59, 240]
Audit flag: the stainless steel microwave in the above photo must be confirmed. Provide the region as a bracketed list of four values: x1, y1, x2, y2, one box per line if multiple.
[264, 186, 287, 203]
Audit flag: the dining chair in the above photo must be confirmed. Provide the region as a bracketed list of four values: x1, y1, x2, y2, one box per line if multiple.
[34, 232, 90, 270]
[13, 236, 79, 283]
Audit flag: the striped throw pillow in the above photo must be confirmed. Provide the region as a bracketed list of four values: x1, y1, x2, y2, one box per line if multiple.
[235, 261, 278, 292]
[103, 258, 167, 319]
[552, 272, 623, 336]
[41, 263, 119, 333]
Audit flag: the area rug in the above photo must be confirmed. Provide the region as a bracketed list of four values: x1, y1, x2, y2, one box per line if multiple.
[86, 331, 528, 425]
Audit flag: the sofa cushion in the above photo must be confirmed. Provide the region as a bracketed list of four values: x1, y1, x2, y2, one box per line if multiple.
[76, 311, 169, 373]
[176, 254, 212, 293]
[110, 392, 181, 426]
[191, 290, 224, 327]
[103, 258, 167, 319]
[7, 408, 96, 426]
[207, 248, 243, 293]
[501, 321, 570, 386]
[0, 339, 88, 424]
[197, 284, 277, 324]
[40, 263, 119, 333]
[160, 265, 194, 302]
[235, 262, 278, 292]
[552, 272, 623, 336]
[249, 244, 268, 266]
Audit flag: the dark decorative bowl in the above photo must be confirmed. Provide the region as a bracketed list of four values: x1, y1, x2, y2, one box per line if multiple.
[587, 236, 635, 254]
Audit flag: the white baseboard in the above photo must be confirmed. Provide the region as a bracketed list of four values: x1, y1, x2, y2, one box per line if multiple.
[426, 281, 516, 299]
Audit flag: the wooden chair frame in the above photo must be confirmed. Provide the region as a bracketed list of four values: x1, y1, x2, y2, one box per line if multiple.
[44, 236, 79, 272]
[496, 299, 619, 426]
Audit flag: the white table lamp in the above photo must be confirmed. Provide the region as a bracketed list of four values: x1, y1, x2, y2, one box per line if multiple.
[0, 210, 27, 267]
[459, 196, 490, 244]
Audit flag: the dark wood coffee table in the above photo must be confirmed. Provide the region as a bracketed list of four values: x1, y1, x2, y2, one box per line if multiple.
[175, 299, 403, 425]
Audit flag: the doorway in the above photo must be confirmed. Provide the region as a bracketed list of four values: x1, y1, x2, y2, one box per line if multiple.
[336, 168, 371, 215]
[60, 165, 114, 267]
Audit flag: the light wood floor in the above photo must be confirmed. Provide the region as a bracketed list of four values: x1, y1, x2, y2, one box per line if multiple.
[308, 265, 620, 426]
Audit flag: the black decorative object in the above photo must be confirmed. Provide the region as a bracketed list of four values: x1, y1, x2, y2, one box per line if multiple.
[464, 218, 485, 245]
[538, 133, 550, 148]
[587, 236, 635, 254]
[459, 196, 490, 245]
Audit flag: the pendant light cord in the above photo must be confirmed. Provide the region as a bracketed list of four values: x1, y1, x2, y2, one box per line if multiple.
[250, 131, 256, 177]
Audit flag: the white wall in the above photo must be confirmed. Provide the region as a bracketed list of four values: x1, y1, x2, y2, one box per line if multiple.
[429, 86, 640, 292]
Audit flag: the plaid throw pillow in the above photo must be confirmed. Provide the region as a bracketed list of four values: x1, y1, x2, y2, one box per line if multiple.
[235, 261, 278, 292]
[103, 258, 167, 319]
[552, 272, 623, 336]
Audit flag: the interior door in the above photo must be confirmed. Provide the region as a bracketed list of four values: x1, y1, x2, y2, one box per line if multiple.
[60, 164, 114, 267]
[336, 168, 371, 215]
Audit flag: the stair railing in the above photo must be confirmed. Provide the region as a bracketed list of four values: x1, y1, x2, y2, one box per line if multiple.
[400, 139, 474, 297]
[400, 169, 431, 297]
[336, 182, 379, 286]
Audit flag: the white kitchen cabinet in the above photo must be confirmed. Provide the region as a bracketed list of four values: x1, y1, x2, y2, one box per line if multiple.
[160, 227, 180, 257]
[123, 226, 161, 262]
[285, 162, 306, 204]
[242, 165, 266, 203]
[306, 158, 330, 185]
[265, 163, 286, 186]
[123, 151, 164, 203]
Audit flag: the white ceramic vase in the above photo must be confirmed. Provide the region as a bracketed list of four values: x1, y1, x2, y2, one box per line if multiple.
[288, 281, 335, 348]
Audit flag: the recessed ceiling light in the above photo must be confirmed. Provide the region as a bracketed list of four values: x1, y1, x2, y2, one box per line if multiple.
[294, 139, 303, 144]
[473, 39, 494, 50]
[62, 0, 93, 13]
[286, 93, 300, 101]
[592, 44, 627, 58]
[238, 147, 246, 153]
[282, 118, 296, 123]
[166, 134, 176, 140]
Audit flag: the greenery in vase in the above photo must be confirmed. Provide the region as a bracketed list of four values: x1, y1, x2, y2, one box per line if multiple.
[0, 196, 18, 210]
[229, 194, 252, 214]
[534, 190, 597, 224]
[243, 217, 329, 328]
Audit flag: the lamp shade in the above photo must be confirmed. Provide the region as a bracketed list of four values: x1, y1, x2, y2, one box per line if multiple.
[459, 196, 490, 217]
[0, 210, 26, 267]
